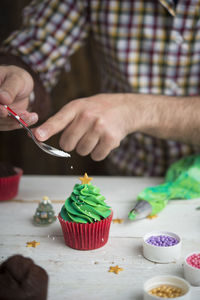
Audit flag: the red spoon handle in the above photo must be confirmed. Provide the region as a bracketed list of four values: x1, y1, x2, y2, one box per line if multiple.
[4, 105, 28, 127]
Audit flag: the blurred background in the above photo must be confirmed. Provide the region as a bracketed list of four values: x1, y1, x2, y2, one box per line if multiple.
[0, 0, 107, 175]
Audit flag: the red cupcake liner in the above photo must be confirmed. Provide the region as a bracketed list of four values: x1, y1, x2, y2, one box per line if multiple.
[58, 210, 113, 250]
[0, 167, 23, 201]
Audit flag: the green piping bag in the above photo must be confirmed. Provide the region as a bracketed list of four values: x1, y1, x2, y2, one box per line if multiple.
[129, 154, 200, 220]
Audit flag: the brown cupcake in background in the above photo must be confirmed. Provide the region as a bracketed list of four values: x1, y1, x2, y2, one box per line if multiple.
[0, 162, 17, 177]
[0, 255, 48, 300]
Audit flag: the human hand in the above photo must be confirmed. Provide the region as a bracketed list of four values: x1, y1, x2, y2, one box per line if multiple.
[34, 93, 137, 161]
[0, 65, 38, 131]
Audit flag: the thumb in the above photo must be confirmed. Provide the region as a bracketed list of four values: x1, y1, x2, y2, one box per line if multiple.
[0, 69, 33, 105]
[0, 73, 24, 104]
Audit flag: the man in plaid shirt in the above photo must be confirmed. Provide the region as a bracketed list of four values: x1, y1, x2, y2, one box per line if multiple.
[0, 0, 199, 176]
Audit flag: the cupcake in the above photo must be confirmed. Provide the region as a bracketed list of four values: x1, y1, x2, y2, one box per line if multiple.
[0, 161, 23, 201]
[0, 254, 48, 300]
[58, 173, 112, 250]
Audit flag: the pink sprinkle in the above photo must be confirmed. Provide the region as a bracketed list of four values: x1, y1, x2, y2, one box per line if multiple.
[186, 253, 200, 269]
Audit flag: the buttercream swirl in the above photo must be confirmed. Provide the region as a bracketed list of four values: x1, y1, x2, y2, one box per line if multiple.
[61, 183, 111, 223]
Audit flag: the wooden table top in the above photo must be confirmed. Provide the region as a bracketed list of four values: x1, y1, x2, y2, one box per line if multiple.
[0, 175, 200, 300]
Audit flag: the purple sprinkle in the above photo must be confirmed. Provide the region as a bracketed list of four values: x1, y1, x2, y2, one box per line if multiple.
[146, 235, 179, 247]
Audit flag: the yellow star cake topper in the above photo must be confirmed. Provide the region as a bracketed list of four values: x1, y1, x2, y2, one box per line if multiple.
[108, 265, 124, 274]
[112, 218, 124, 224]
[79, 173, 93, 185]
[26, 240, 40, 248]
[147, 214, 158, 219]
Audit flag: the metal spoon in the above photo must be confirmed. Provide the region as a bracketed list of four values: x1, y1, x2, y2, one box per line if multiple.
[4, 105, 71, 158]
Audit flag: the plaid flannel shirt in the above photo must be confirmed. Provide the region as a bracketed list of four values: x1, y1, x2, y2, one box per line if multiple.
[3, 0, 200, 176]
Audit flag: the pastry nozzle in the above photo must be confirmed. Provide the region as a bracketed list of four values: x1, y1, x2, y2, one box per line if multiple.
[128, 200, 152, 221]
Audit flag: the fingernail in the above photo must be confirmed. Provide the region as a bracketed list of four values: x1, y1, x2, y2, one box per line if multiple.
[37, 128, 47, 138]
[19, 114, 33, 123]
[21, 113, 38, 123]
[30, 113, 38, 123]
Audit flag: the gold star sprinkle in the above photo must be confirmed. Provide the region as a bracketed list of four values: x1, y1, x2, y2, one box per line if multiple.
[147, 214, 158, 219]
[26, 240, 40, 248]
[79, 173, 93, 185]
[108, 265, 124, 274]
[112, 218, 124, 224]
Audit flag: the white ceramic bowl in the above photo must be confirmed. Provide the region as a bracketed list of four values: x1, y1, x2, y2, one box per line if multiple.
[143, 231, 182, 263]
[143, 275, 191, 300]
[183, 252, 200, 286]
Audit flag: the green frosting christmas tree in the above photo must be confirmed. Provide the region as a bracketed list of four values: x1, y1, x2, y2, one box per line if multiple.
[61, 173, 111, 223]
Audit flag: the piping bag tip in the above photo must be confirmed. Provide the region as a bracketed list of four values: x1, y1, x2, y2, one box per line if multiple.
[128, 200, 152, 221]
[128, 210, 137, 220]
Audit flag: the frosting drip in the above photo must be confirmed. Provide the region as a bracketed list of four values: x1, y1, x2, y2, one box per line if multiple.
[61, 183, 111, 223]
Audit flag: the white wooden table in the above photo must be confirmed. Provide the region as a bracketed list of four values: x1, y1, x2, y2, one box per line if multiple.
[1, 176, 200, 300]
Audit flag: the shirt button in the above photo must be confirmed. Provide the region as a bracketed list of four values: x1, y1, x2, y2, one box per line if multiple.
[170, 80, 178, 90]
[181, 42, 189, 51]
[174, 32, 184, 45]
[169, 80, 180, 94]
